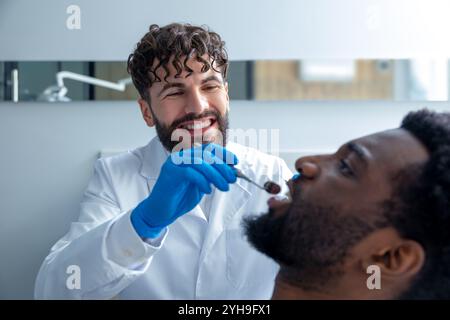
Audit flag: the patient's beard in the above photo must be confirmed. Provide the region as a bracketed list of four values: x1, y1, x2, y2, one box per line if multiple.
[243, 190, 381, 291]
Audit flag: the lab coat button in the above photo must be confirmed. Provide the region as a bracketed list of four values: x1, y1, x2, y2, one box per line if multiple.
[123, 249, 133, 257]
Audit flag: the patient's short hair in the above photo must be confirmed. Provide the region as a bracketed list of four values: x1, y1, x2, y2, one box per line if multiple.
[385, 109, 450, 299]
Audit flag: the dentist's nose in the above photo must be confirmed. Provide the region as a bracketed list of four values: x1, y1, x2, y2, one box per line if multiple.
[295, 157, 320, 179]
[186, 90, 209, 114]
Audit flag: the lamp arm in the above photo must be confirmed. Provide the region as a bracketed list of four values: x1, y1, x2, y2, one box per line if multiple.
[56, 71, 129, 91]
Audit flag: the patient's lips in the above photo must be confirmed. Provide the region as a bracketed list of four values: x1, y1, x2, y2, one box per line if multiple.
[264, 181, 281, 194]
[267, 177, 295, 209]
[268, 194, 291, 209]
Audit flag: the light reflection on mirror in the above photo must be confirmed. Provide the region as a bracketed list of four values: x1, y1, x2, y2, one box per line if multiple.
[1, 60, 448, 102]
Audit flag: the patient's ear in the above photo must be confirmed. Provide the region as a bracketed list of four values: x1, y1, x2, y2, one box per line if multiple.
[362, 228, 425, 280]
[138, 98, 155, 127]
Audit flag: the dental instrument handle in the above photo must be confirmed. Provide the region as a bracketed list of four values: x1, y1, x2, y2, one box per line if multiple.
[234, 168, 265, 190]
[234, 167, 281, 195]
[192, 142, 281, 194]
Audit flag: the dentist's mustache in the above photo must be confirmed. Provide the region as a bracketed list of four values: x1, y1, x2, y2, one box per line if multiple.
[170, 110, 220, 130]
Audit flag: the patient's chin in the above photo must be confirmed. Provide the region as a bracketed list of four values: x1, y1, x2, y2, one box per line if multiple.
[269, 202, 291, 218]
[242, 210, 287, 262]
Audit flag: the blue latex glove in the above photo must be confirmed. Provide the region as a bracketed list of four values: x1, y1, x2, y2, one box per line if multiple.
[131, 143, 238, 238]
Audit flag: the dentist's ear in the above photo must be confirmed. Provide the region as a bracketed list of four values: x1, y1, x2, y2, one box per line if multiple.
[138, 98, 155, 127]
[225, 82, 230, 111]
[225, 82, 229, 99]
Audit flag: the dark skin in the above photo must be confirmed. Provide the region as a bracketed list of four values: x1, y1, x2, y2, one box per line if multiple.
[269, 128, 429, 299]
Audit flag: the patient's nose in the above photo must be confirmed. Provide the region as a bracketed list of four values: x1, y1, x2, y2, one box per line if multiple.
[295, 158, 320, 179]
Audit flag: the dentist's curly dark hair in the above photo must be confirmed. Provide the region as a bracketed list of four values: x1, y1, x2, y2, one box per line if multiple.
[386, 109, 450, 299]
[127, 23, 228, 101]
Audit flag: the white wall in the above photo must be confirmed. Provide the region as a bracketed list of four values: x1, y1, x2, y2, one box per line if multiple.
[2, 0, 450, 61]
[1, 100, 450, 299]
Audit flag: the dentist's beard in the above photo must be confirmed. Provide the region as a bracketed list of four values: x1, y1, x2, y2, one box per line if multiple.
[153, 109, 229, 152]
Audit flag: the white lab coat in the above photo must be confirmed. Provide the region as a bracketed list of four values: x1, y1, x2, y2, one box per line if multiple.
[34, 137, 292, 299]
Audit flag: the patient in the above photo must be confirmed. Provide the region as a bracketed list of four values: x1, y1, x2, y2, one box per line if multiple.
[244, 109, 450, 299]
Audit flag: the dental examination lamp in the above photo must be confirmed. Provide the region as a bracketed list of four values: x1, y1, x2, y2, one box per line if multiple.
[38, 71, 132, 102]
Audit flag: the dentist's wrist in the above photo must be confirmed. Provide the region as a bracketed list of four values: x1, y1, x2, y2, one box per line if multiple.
[130, 209, 164, 239]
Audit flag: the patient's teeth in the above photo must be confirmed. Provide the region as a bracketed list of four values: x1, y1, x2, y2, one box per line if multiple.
[273, 195, 289, 201]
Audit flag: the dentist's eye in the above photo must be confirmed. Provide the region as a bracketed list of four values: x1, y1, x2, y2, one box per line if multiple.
[204, 85, 220, 91]
[338, 159, 354, 177]
[167, 91, 183, 97]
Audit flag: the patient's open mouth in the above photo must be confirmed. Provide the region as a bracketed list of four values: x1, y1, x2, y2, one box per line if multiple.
[267, 179, 294, 209]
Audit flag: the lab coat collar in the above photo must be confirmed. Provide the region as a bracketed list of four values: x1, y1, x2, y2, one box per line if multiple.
[203, 178, 251, 245]
[139, 137, 169, 180]
[198, 144, 253, 261]
[203, 142, 253, 247]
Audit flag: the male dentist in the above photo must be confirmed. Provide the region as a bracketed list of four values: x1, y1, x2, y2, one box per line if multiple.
[35, 23, 292, 299]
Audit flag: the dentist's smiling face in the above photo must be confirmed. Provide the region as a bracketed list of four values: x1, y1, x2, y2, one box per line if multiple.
[138, 54, 230, 151]
[245, 128, 429, 292]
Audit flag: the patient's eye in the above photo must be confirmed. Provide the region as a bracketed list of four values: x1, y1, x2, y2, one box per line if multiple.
[338, 159, 354, 177]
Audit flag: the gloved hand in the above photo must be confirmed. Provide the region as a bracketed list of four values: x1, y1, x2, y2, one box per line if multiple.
[131, 143, 238, 238]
